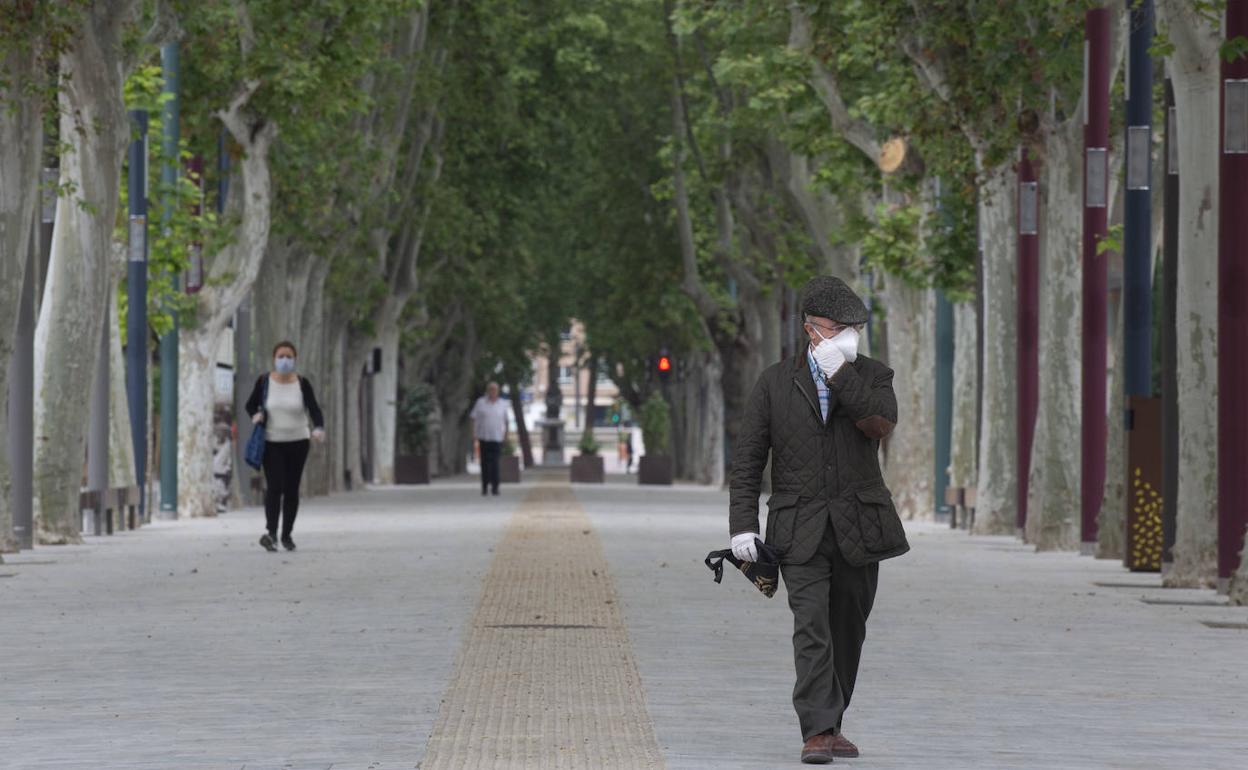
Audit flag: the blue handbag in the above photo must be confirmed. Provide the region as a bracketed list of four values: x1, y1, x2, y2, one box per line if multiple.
[244, 376, 268, 470]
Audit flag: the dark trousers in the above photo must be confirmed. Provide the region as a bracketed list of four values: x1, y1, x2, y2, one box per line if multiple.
[479, 440, 501, 494]
[262, 439, 310, 538]
[781, 519, 879, 740]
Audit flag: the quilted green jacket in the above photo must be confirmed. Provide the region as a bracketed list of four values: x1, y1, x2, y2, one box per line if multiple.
[728, 351, 910, 567]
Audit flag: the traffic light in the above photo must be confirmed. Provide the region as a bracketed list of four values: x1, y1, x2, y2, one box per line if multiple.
[657, 352, 672, 381]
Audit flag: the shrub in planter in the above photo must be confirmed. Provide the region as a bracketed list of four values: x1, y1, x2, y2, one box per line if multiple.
[499, 436, 521, 483]
[396, 384, 433, 484]
[571, 425, 604, 483]
[638, 393, 673, 485]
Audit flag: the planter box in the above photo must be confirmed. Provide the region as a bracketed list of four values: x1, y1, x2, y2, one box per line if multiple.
[395, 454, 431, 485]
[570, 454, 605, 483]
[638, 455, 674, 486]
[500, 455, 521, 483]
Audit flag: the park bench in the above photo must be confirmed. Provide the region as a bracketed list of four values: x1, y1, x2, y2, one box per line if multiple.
[78, 485, 143, 536]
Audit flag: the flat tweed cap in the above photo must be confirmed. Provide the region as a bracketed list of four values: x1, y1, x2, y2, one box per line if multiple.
[800, 275, 869, 325]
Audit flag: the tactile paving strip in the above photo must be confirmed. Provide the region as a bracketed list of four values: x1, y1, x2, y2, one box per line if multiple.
[420, 483, 664, 769]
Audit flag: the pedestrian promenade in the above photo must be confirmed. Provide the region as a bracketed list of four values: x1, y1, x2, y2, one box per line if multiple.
[1, 474, 1244, 769]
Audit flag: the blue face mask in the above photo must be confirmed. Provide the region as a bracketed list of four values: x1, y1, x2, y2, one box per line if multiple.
[275, 356, 296, 374]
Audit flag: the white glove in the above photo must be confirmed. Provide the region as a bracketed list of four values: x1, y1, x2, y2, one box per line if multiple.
[251, 412, 264, 425]
[812, 337, 846, 379]
[311, 428, 326, 443]
[731, 532, 763, 562]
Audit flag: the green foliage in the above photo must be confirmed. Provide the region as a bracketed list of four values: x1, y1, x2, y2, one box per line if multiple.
[118, 63, 224, 338]
[578, 424, 600, 456]
[1097, 223, 1125, 256]
[397, 383, 434, 455]
[861, 204, 923, 287]
[639, 392, 671, 456]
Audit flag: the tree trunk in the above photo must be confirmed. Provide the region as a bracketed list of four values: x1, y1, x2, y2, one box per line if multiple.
[1025, 120, 1084, 551]
[435, 318, 477, 476]
[327, 321, 348, 492]
[175, 87, 275, 518]
[370, 321, 401, 484]
[880, 279, 936, 520]
[252, 237, 292, 355]
[1158, 1, 1220, 586]
[509, 378, 535, 467]
[1231, 524, 1248, 604]
[344, 339, 369, 488]
[1098, 297, 1127, 559]
[299, 260, 332, 497]
[973, 161, 1019, 533]
[176, 321, 224, 517]
[33, 4, 137, 543]
[949, 301, 978, 501]
[675, 348, 725, 487]
[108, 284, 136, 489]
[0, 33, 45, 552]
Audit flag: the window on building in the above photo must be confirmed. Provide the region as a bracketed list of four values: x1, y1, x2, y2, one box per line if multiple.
[558, 365, 575, 384]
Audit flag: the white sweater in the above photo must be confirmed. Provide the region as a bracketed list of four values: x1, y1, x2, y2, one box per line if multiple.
[265, 377, 310, 442]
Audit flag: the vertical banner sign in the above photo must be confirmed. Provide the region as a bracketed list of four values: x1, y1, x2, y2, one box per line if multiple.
[1217, 0, 1248, 593]
[1123, 0, 1160, 570]
[1161, 82, 1180, 573]
[1081, 7, 1111, 554]
[126, 109, 149, 524]
[1017, 152, 1040, 535]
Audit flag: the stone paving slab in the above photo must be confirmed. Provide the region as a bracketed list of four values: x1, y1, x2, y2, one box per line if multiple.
[0, 482, 515, 770]
[422, 483, 662, 769]
[3, 477, 1246, 770]
[577, 483, 1248, 770]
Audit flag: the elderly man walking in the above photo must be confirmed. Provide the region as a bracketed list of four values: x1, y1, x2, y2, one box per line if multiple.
[728, 276, 909, 764]
[470, 382, 510, 497]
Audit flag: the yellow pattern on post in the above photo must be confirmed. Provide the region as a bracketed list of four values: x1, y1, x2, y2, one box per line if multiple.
[421, 483, 665, 769]
[1129, 467, 1163, 571]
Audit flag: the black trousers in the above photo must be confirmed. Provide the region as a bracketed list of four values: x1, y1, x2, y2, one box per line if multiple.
[262, 439, 310, 538]
[780, 519, 879, 740]
[479, 440, 501, 494]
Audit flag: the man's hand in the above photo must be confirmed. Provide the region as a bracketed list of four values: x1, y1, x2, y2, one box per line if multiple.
[251, 412, 264, 425]
[813, 339, 846, 380]
[731, 532, 763, 562]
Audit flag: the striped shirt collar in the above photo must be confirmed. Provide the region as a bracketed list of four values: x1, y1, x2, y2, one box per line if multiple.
[806, 347, 830, 421]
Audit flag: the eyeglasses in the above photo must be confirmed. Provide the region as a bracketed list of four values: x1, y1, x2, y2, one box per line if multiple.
[808, 321, 864, 337]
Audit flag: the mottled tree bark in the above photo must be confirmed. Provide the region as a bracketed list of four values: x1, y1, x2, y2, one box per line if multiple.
[1158, 0, 1220, 587]
[34, 1, 140, 543]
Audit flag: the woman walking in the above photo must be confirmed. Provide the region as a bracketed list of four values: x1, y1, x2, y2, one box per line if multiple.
[245, 341, 325, 552]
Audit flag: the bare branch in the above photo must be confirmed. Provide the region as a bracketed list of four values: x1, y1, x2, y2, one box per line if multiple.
[215, 79, 264, 144]
[235, 0, 257, 60]
[142, 1, 180, 51]
[788, 2, 882, 163]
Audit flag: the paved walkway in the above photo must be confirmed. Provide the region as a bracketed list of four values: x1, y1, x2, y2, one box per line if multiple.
[1, 475, 1245, 769]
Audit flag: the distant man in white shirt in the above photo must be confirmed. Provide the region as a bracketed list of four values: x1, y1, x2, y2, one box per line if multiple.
[470, 382, 510, 496]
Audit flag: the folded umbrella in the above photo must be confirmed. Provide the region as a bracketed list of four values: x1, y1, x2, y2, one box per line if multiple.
[705, 538, 783, 598]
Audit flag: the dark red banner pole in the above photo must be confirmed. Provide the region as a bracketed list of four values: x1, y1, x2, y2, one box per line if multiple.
[1082, 7, 1111, 555]
[1218, 0, 1248, 592]
[1017, 150, 1040, 537]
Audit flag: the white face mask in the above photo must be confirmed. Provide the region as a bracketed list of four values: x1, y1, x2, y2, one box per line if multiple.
[811, 325, 859, 365]
[275, 356, 296, 374]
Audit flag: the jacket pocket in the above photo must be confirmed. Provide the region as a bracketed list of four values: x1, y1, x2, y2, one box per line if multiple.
[854, 485, 906, 553]
[765, 494, 799, 552]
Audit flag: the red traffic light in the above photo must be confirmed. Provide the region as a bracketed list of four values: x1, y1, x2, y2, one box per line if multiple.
[657, 356, 672, 372]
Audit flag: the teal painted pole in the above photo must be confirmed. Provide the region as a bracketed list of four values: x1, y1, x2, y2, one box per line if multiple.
[158, 42, 180, 516]
[935, 291, 954, 521]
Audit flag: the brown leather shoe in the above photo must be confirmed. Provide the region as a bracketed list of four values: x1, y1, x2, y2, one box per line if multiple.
[800, 733, 835, 764]
[830, 733, 859, 758]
